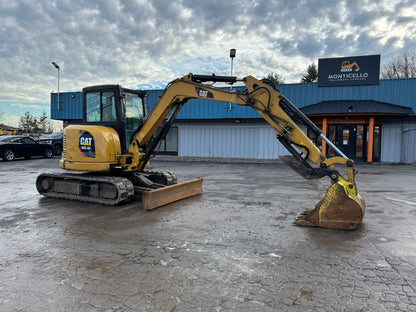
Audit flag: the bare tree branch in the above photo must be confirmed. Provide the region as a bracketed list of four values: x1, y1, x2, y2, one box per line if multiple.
[381, 52, 416, 79]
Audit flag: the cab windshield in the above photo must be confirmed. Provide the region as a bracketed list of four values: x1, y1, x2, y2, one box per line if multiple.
[123, 92, 145, 150]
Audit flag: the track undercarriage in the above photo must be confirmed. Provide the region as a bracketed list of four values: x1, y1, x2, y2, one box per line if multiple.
[36, 170, 203, 209]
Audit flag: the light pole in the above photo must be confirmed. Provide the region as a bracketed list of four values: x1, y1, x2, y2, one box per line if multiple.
[228, 49, 236, 110]
[51, 62, 60, 111]
[230, 49, 236, 77]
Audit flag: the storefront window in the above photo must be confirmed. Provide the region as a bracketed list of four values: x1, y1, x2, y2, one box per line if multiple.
[355, 125, 364, 158]
[342, 129, 350, 145]
[373, 126, 381, 160]
[306, 122, 380, 162]
[327, 125, 337, 157]
[307, 125, 322, 150]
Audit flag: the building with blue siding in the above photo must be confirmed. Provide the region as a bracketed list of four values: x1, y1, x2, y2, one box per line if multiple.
[51, 78, 416, 163]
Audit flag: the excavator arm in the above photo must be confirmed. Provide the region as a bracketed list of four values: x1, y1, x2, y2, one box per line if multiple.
[131, 73, 365, 229]
[134, 73, 352, 179]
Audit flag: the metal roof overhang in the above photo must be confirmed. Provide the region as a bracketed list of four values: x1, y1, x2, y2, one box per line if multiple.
[300, 100, 414, 117]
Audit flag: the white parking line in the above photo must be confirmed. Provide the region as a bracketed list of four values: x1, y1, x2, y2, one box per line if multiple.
[386, 197, 416, 206]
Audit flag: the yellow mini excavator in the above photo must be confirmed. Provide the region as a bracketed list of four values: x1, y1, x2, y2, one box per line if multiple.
[37, 73, 365, 230]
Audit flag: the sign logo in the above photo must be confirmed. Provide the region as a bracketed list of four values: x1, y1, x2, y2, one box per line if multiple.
[195, 87, 214, 98]
[318, 55, 380, 87]
[340, 61, 360, 72]
[79, 130, 95, 157]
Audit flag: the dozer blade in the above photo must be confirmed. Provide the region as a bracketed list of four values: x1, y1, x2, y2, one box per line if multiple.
[142, 178, 203, 210]
[295, 177, 366, 230]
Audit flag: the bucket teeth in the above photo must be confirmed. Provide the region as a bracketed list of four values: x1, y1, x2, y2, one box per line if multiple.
[294, 208, 320, 227]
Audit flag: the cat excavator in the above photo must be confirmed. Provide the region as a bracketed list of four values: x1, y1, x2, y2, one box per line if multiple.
[36, 73, 365, 230]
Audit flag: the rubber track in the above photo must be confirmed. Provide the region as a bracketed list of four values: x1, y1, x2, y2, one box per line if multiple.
[36, 173, 134, 206]
[141, 169, 178, 185]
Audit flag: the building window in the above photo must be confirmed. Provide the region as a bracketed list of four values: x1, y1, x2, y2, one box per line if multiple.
[355, 125, 364, 158]
[157, 126, 178, 155]
[342, 129, 350, 145]
[372, 125, 381, 162]
[307, 124, 322, 150]
[327, 125, 337, 157]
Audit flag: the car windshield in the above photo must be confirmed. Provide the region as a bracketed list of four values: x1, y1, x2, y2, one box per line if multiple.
[50, 132, 63, 138]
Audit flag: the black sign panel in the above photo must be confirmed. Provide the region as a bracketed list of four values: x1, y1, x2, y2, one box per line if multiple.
[318, 55, 380, 87]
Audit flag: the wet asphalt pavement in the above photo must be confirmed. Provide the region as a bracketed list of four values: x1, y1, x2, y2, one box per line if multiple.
[1, 157, 416, 311]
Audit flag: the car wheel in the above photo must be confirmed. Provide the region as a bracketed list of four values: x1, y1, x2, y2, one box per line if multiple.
[44, 148, 53, 158]
[54, 144, 62, 155]
[3, 149, 15, 161]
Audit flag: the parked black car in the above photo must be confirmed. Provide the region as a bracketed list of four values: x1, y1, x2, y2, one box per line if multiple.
[37, 132, 63, 155]
[0, 135, 54, 161]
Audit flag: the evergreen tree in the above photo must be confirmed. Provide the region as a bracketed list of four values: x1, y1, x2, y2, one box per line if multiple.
[300, 63, 318, 83]
[18, 111, 51, 133]
[263, 72, 285, 85]
[19, 111, 34, 132]
[39, 111, 49, 132]
[31, 117, 42, 133]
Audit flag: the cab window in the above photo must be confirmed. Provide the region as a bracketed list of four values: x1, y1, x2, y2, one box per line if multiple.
[86, 91, 116, 122]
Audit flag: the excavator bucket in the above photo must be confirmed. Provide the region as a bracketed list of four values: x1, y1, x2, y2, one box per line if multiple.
[142, 178, 203, 210]
[294, 177, 365, 230]
[280, 155, 366, 230]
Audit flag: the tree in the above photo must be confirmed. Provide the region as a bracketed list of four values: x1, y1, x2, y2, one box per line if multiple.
[381, 52, 416, 79]
[19, 111, 34, 133]
[263, 72, 285, 85]
[18, 111, 52, 133]
[300, 63, 318, 83]
[39, 111, 49, 133]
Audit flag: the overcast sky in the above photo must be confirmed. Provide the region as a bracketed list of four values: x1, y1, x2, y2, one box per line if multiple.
[1, 0, 415, 128]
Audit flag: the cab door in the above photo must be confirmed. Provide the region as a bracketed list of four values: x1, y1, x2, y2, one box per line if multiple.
[122, 91, 146, 152]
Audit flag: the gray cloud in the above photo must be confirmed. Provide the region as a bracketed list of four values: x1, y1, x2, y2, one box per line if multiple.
[0, 0, 416, 122]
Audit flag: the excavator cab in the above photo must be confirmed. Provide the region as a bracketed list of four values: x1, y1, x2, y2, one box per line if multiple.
[82, 85, 147, 155]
